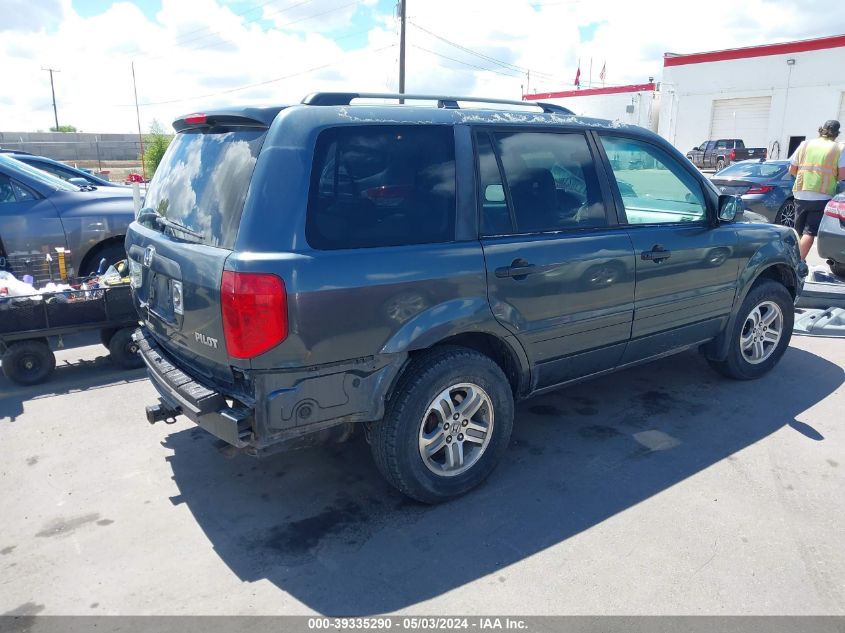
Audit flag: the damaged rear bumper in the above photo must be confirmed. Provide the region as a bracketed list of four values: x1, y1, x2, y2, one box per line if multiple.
[135, 327, 405, 453]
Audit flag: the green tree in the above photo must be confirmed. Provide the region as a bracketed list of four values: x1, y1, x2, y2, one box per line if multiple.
[143, 119, 173, 177]
[50, 124, 78, 132]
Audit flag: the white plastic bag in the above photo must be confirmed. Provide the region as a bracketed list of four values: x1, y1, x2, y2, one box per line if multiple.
[0, 270, 39, 298]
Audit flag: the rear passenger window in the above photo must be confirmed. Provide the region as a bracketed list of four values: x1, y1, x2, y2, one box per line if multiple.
[307, 126, 456, 250]
[487, 131, 608, 234]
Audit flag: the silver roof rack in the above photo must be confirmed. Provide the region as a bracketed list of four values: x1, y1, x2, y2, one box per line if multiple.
[301, 92, 573, 115]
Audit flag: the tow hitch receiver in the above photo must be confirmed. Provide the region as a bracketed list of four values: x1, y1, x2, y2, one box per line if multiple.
[146, 401, 180, 425]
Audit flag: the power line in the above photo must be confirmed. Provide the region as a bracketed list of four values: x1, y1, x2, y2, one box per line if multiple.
[114, 0, 314, 61]
[409, 21, 560, 80]
[411, 45, 523, 79]
[137, 0, 367, 63]
[162, 0, 319, 52]
[129, 43, 397, 107]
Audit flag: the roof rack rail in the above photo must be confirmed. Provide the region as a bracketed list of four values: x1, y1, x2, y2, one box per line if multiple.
[301, 92, 573, 115]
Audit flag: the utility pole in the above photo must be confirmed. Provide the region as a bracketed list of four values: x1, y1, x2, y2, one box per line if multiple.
[41, 67, 60, 130]
[398, 0, 406, 103]
[131, 62, 147, 180]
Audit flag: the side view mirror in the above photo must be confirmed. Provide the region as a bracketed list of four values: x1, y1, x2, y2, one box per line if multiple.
[68, 177, 91, 186]
[718, 194, 743, 222]
[485, 184, 505, 203]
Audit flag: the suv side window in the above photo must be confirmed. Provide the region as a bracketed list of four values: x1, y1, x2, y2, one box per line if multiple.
[600, 135, 707, 225]
[307, 125, 456, 250]
[481, 131, 607, 234]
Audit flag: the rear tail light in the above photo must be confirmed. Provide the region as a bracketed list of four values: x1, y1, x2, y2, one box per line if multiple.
[221, 271, 287, 359]
[184, 113, 207, 125]
[745, 185, 774, 194]
[729, 149, 736, 161]
[825, 202, 845, 224]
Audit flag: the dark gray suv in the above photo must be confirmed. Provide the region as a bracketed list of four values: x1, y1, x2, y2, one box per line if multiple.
[126, 93, 805, 503]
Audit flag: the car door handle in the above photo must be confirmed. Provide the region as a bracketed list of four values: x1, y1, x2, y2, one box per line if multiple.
[641, 245, 672, 263]
[495, 259, 541, 279]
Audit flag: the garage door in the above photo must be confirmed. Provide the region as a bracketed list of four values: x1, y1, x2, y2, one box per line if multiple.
[710, 97, 772, 148]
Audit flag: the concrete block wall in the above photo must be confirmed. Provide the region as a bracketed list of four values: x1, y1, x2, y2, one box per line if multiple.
[0, 131, 144, 161]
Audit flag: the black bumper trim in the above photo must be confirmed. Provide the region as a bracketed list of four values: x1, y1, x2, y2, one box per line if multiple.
[135, 328, 253, 447]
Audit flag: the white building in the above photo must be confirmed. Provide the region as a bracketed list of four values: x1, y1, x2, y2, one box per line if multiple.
[658, 34, 845, 159]
[523, 82, 661, 132]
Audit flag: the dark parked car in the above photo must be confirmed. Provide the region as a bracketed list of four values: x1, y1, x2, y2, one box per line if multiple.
[7, 152, 128, 190]
[819, 192, 845, 278]
[687, 139, 767, 171]
[710, 159, 796, 227]
[127, 93, 805, 503]
[0, 154, 134, 282]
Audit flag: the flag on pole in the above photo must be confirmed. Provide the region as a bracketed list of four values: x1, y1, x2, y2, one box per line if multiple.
[574, 62, 581, 88]
[599, 62, 606, 85]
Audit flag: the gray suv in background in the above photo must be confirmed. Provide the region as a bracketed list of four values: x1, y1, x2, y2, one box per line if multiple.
[127, 93, 804, 503]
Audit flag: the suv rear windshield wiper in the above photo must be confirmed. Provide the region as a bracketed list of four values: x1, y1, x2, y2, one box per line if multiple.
[137, 210, 204, 241]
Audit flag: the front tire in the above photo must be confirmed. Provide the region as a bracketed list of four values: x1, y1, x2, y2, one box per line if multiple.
[708, 279, 793, 380]
[369, 346, 514, 503]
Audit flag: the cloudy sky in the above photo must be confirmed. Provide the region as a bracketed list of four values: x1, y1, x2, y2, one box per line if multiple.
[2, 0, 845, 133]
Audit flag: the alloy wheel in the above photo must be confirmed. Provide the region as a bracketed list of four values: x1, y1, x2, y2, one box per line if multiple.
[740, 300, 783, 364]
[418, 382, 494, 477]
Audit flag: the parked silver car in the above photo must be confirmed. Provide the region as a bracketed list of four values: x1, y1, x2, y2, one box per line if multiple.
[710, 160, 796, 227]
[819, 192, 845, 278]
[0, 154, 134, 283]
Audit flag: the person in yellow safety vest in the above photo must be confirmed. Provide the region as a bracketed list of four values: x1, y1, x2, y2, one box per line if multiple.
[788, 119, 845, 261]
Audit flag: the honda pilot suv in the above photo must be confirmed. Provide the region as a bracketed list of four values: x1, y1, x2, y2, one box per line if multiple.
[127, 92, 805, 503]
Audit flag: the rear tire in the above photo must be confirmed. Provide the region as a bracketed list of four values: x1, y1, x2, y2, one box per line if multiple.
[708, 279, 793, 380]
[82, 242, 126, 277]
[829, 261, 845, 279]
[2, 339, 56, 385]
[716, 159, 726, 171]
[108, 327, 143, 369]
[369, 346, 514, 504]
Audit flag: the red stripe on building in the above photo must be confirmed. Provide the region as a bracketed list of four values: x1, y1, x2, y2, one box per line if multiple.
[664, 33, 845, 67]
[523, 82, 656, 101]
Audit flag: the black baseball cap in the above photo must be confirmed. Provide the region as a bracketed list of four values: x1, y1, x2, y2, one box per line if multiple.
[822, 120, 840, 135]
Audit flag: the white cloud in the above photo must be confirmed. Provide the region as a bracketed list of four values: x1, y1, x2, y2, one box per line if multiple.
[0, 0, 843, 133]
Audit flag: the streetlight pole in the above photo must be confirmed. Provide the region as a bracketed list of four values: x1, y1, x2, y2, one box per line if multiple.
[132, 62, 147, 180]
[398, 0, 406, 103]
[41, 67, 60, 130]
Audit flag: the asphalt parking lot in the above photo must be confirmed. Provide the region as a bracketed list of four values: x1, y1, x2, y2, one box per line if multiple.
[1, 324, 844, 616]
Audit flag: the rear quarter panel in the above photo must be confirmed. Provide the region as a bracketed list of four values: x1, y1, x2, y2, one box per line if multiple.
[54, 191, 134, 271]
[231, 107, 507, 371]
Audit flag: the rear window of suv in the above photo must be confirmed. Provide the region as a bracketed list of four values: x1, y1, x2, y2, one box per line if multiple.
[143, 128, 266, 249]
[306, 125, 456, 250]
